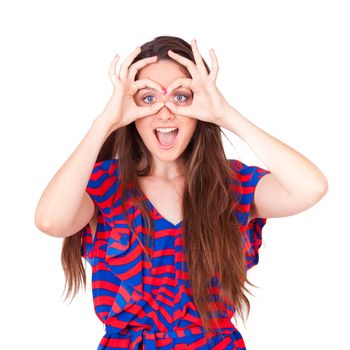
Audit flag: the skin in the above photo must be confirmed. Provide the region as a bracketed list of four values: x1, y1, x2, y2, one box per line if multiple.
[134, 60, 197, 180]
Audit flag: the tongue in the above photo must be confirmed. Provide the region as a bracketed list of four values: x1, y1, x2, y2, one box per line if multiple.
[156, 130, 178, 146]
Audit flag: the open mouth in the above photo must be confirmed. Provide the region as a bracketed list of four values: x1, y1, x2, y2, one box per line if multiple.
[153, 127, 179, 149]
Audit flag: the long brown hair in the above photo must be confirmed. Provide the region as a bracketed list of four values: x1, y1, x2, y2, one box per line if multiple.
[61, 35, 257, 335]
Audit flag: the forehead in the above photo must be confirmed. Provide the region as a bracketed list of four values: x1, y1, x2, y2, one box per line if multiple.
[136, 59, 190, 88]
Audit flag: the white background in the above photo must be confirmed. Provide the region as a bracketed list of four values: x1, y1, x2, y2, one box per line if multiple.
[1, 0, 348, 349]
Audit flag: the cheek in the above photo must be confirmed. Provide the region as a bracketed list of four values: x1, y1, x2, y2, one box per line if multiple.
[188, 120, 198, 134]
[134, 121, 147, 140]
[188, 122, 198, 140]
[134, 120, 141, 134]
[180, 123, 197, 142]
[134, 119, 154, 141]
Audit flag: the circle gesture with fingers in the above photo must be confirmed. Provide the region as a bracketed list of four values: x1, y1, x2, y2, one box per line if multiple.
[164, 39, 232, 125]
[99, 47, 166, 130]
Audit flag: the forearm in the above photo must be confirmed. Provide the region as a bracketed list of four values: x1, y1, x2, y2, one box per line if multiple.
[34, 115, 116, 233]
[218, 106, 328, 200]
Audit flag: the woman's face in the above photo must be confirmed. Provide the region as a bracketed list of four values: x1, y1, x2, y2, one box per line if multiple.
[133, 59, 197, 168]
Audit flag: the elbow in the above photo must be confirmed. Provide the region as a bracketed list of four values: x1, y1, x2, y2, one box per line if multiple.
[34, 209, 48, 233]
[34, 213, 79, 238]
[308, 178, 329, 205]
[34, 203, 63, 237]
[316, 176, 329, 198]
[35, 217, 59, 237]
[34, 213, 65, 238]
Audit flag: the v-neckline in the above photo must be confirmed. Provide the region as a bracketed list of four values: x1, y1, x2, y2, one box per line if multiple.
[138, 188, 183, 229]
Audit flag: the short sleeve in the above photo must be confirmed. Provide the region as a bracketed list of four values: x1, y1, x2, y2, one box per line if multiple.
[81, 158, 119, 261]
[229, 159, 271, 270]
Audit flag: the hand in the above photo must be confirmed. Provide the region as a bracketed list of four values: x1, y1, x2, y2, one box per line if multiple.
[99, 47, 165, 130]
[164, 39, 232, 125]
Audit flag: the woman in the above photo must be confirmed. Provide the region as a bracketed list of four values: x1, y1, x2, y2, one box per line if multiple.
[35, 35, 328, 349]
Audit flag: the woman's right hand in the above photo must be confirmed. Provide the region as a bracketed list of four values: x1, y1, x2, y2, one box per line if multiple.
[98, 47, 165, 131]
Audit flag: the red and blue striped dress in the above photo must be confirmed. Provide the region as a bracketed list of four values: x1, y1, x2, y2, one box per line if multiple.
[81, 158, 271, 349]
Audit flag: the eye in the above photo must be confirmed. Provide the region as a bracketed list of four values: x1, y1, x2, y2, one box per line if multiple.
[142, 95, 155, 104]
[174, 94, 189, 102]
[142, 93, 190, 104]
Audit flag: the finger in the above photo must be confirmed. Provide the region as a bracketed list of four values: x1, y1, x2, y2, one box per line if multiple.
[133, 78, 164, 95]
[165, 77, 192, 96]
[136, 101, 165, 118]
[208, 49, 219, 81]
[128, 56, 158, 81]
[165, 101, 193, 117]
[108, 54, 120, 85]
[119, 47, 141, 81]
[190, 39, 208, 76]
[167, 50, 197, 78]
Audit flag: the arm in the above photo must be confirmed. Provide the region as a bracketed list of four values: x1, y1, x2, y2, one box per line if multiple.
[153, 39, 328, 219]
[34, 116, 115, 237]
[219, 107, 329, 220]
[35, 48, 169, 237]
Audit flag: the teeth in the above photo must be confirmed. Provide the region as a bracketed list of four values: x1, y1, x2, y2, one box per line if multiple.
[155, 127, 178, 133]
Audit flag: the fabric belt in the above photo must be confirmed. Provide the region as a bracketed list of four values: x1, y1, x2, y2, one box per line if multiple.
[105, 324, 233, 349]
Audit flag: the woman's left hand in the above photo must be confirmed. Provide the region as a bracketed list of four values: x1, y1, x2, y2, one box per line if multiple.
[164, 39, 232, 125]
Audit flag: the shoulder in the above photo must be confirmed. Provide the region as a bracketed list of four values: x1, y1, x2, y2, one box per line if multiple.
[88, 158, 119, 186]
[228, 158, 269, 176]
[86, 158, 120, 208]
[227, 158, 271, 221]
[92, 158, 119, 174]
[228, 159, 271, 188]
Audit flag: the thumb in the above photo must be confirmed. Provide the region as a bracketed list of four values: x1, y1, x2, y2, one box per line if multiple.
[165, 101, 189, 116]
[150, 101, 165, 112]
[165, 101, 178, 113]
[138, 101, 164, 118]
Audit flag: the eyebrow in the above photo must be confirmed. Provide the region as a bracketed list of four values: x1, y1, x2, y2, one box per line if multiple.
[136, 87, 159, 95]
[138, 86, 189, 93]
[139, 87, 158, 91]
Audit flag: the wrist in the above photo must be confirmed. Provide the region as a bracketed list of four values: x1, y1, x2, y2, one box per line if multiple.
[216, 105, 240, 129]
[91, 115, 117, 137]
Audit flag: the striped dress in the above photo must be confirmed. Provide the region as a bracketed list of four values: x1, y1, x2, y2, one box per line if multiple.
[81, 158, 271, 349]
